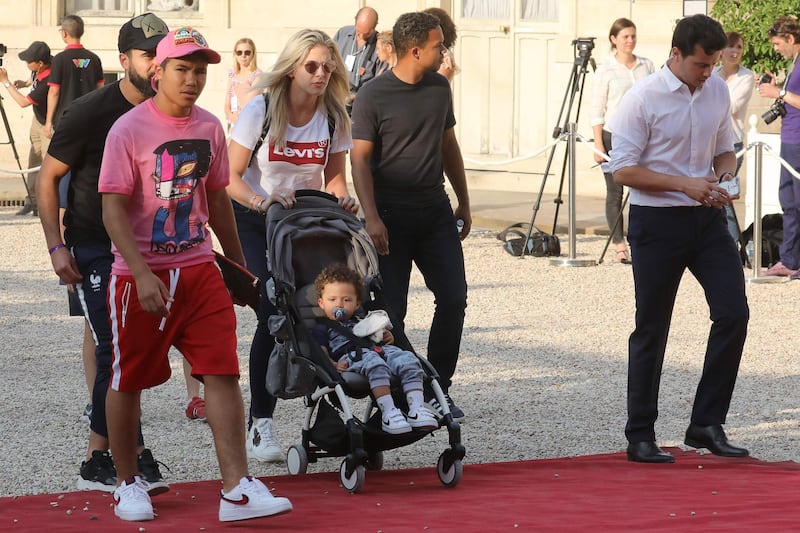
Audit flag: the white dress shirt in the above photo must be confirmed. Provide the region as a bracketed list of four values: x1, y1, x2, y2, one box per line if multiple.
[608, 63, 735, 207]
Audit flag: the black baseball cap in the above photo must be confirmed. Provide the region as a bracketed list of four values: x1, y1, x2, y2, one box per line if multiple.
[18, 41, 51, 63]
[117, 13, 169, 53]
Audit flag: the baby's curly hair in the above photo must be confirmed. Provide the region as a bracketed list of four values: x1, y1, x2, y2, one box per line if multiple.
[314, 263, 364, 300]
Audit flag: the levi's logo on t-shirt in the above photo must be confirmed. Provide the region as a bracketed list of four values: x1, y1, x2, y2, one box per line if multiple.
[270, 139, 329, 165]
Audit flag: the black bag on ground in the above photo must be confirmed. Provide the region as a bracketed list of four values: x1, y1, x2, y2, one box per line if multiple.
[740, 213, 783, 269]
[497, 223, 561, 257]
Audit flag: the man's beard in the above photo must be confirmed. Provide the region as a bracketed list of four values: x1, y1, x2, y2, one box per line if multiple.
[129, 68, 155, 98]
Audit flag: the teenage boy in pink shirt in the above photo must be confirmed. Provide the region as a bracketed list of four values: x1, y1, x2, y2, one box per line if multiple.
[98, 27, 293, 523]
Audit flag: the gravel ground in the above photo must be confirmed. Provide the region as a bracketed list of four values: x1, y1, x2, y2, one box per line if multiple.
[1, 206, 798, 497]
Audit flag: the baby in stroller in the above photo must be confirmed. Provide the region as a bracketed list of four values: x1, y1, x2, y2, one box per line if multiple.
[311, 263, 438, 434]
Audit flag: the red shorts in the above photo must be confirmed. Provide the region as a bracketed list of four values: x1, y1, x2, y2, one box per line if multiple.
[107, 261, 239, 391]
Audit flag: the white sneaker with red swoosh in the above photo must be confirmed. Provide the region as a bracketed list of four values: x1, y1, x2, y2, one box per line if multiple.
[219, 476, 293, 522]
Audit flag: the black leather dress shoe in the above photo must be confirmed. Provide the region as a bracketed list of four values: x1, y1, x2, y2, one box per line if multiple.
[684, 424, 749, 457]
[626, 441, 675, 463]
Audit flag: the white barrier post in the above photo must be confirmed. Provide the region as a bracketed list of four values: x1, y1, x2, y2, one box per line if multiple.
[551, 122, 596, 267]
[748, 141, 786, 283]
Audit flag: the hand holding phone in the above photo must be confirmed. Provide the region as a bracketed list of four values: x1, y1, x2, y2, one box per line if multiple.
[718, 175, 740, 197]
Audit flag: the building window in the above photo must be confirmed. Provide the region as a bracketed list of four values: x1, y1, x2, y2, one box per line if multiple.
[521, 0, 559, 21]
[66, 0, 132, 12]
[683, 0, 707, 16]
[462, 0, 510, 19]
[146, 0, 199, 11]
[65, 0, 199, 14]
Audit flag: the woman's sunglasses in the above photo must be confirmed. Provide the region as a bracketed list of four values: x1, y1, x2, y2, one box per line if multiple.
[303, 60, 336, 75]
[235, 49, 253, 56]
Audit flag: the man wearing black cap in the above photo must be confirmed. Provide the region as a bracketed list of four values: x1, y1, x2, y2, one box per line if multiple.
[37, 13, 171, 495]
[0, 41, 52, 215]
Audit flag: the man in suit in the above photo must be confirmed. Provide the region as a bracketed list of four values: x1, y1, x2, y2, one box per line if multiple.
[334, 6, 383, 112]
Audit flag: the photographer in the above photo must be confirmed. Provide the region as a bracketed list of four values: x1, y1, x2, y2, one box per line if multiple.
[0, 41, 52, 216]
[757, 16, 800, 277]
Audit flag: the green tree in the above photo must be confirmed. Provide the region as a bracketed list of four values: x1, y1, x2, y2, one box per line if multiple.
[711, 0, 799, 75]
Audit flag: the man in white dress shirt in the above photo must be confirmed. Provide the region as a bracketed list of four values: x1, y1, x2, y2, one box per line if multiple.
[609, 14, 749, 464]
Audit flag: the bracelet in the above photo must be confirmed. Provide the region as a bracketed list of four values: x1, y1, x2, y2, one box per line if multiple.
[48, 243, 66, 255]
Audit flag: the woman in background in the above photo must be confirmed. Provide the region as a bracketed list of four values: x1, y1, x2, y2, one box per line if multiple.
[424, 7, 460, 81]
[375, 31, 396, 75]
[713, 31, 754, 244]
[226, 29, 357, 463]
[590, 18, 654, 264]
[224, 37, 262, 132]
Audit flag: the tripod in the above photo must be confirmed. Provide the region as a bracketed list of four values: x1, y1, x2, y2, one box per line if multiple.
[522, 38, 596, 255]
[0, 90, 32, 205]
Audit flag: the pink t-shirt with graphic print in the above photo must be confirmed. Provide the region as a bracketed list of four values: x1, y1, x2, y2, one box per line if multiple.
[98, 99, 229, 275]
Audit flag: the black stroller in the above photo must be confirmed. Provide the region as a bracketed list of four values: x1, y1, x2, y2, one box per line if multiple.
[264, 190, 465, 493]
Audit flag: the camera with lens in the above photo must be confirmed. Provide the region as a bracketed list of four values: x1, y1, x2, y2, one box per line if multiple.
[0, 43, 6, 66]
[762, 99, 787, 125]
[572, 37, 595, 56]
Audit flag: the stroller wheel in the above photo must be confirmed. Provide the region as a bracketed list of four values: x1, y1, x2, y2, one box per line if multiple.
[436, 451, 463, 488]
[287, 444, 308, 475]
[365, 450, 384, 471]
[339, 459, 366, 493]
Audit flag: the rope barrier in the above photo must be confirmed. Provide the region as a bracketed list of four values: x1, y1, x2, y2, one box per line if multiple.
[0, 165, 40, 176]
[462, 135, 608, 167]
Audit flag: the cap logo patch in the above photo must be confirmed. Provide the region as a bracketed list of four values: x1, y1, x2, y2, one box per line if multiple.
[173, 27, 207, 48]
[132, 13, 169, 38]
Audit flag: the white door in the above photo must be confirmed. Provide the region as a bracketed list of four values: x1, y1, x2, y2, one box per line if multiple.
[454, 0, 563, 168]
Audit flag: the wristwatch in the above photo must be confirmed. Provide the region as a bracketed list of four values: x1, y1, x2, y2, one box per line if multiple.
[780, 87, 787, 99]
[2, 82, 10, 89]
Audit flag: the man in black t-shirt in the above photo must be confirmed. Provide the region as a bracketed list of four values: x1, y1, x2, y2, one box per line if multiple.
[0, 41, 52, 215]
[37, 13, 170, 495]
[44, 14, 104, 138]
[351, 11, 471, 422]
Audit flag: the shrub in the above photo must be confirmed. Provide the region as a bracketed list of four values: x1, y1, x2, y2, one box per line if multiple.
[710, 0, 799, 75]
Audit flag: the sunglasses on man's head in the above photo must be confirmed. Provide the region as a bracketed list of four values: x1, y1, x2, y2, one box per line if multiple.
[235, 49, 253, 56]
[303, 60, 336, 75]
[768, 27, 780, 37]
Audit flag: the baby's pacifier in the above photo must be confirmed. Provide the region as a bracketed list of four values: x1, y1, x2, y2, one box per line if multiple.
[333, 307, 348, 321]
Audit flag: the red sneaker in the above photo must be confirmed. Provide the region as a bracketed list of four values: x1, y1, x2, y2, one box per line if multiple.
[185, 396, 207, 422]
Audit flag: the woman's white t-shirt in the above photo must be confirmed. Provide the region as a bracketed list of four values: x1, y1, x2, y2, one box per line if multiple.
[231, 95, 352, 197]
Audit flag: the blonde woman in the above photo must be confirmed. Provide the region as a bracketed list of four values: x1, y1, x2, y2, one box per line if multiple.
[227, 29, 356, 463]
[375, 31, 396, 75]
[224, 37, 262, 131]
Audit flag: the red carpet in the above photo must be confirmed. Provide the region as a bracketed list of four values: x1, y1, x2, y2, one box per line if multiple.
[2, 449, 798, 531]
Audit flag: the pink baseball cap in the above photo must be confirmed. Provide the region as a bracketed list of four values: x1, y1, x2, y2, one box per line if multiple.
[155, 27, 221, 65]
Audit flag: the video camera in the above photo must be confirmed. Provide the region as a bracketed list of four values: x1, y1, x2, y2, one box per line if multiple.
[572, 37, 596, 70]
[572, 37, 595, 56]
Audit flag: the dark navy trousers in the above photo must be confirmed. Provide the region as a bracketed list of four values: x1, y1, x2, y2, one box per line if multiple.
[73, 244, 143, 446]
[232, 201, 277, 420]
[778, 142, 800, 269]
[376, 199, 467, 392]
[624, 205, 749, 443]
